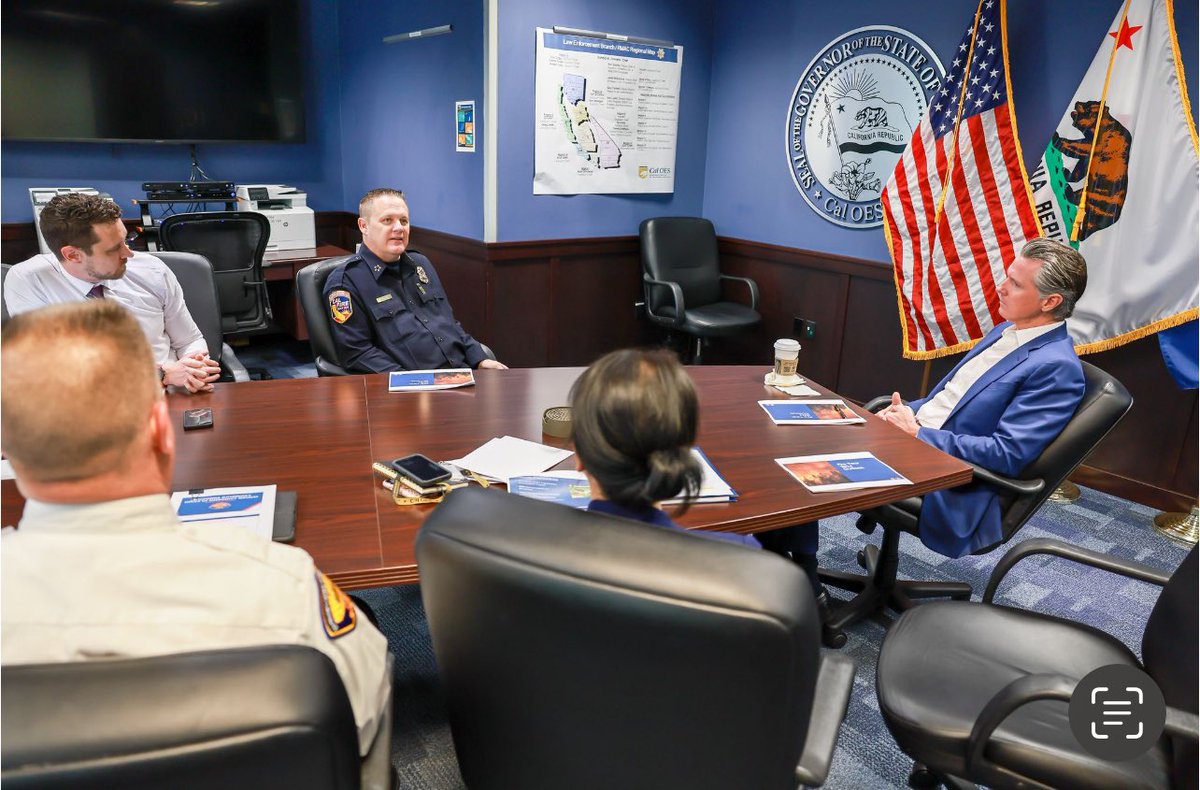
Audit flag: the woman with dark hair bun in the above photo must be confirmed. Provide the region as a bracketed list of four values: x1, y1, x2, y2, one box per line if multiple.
[569, 348, 758, 546]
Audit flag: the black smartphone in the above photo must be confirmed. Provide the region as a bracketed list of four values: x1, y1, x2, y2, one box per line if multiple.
[390, 453, 451, 487]
[182, 408, 214, 431]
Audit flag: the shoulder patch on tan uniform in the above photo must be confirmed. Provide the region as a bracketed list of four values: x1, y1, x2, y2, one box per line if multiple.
[315, 572, 357, 638]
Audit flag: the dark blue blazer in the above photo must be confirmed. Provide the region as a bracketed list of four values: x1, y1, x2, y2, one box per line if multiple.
[907, 321, 1084, 557]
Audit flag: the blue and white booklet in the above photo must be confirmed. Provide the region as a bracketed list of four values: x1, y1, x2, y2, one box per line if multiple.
[758, 399, 865, 425]
[775, 452, 910, 493]
[170, 485, 277, 539]
[507, 471, 592, 508]
[507, 447, 737, 507]
[388, 368, 475, 392]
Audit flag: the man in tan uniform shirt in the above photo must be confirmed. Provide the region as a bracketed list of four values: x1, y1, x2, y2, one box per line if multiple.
[0, 301, 390, 757]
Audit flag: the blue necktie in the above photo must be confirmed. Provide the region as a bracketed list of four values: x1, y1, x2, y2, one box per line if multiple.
[86, 284, 105, 299]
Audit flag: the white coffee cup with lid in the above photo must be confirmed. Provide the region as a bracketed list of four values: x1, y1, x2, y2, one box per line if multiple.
[772, 338, 802, 385]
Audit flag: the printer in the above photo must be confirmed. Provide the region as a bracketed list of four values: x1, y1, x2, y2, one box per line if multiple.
[235, 184, 316, 251]
[29, 187, 112, 254]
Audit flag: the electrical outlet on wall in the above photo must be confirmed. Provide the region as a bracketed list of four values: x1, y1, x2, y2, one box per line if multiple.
[792, 318, 818, 339]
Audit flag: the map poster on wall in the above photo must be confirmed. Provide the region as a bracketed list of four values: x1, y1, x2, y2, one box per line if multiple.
[534, 28, 682, 195]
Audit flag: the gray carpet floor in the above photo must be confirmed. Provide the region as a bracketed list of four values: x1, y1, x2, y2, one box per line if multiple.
[239, 338, 1191, 788]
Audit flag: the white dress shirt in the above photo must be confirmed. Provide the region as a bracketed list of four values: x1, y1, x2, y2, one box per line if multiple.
[1, 494, 390, 756]
[4, 252, 208, 364]
[915, 321, 1064, 429]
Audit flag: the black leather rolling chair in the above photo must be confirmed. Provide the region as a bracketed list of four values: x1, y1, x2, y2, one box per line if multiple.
[876, 541, 1197, 790]
[1, 644, 395, 790]
[418, 487, 856, 789]
[1, 263, 11, 324]
[156, 251, 250, 382]
[297, 255, 497, 377]
[818, 361, 1133, 647]
[640, 217, 761, 363]
[159, 211, 272, 336]
[297, 255, 357, 376]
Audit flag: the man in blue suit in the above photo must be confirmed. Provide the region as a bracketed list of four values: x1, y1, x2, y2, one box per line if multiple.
[763, 237, 1088, 628]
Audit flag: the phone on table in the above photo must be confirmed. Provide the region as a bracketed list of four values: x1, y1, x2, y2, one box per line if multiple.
[182, 408, 214, 430]
[390, 453, 452, 487]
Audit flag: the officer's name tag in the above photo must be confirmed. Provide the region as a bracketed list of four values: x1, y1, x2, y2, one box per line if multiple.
[375, 294, 394, 303]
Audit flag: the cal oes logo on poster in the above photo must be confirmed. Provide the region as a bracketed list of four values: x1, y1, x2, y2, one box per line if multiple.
[787, 26, 944, 229]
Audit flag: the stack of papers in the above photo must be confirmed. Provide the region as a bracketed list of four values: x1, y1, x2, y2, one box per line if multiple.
[171, 485, 277, 540]
[775, 452, 910, 493]
[388, 368, 475, 392]
[450, 436, 574, 484]
[507, 447, 737, 508]
[759, 399, 865, 425]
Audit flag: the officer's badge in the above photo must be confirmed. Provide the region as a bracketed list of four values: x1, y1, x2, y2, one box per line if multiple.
[315, 572, 357, 638]
[416, 265, 430, 284]
[328, 290, 353, 324]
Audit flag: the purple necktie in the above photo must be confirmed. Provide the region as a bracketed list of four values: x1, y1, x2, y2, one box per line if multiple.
[86, 284, 105, 299]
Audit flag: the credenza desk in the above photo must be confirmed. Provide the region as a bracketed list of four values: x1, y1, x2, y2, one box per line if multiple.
[0, 367, 972, 590]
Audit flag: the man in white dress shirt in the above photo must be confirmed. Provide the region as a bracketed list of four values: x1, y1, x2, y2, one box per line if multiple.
[0, 301, 391, 756]
[5, 193, 220, 393]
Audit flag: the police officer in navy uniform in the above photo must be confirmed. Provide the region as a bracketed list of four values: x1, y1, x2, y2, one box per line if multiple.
[324, 188, 507, 373]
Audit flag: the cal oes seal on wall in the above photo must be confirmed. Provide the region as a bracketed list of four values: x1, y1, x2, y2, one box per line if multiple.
[787, 26, 945, 229]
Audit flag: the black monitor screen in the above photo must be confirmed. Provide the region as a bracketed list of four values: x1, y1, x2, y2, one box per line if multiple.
[2, 0, 306, 143]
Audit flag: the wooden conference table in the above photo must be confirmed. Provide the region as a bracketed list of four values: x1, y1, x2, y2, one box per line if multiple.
[0, 367, 972, 590]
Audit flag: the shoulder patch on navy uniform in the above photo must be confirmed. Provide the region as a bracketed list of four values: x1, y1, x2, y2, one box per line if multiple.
[315, 572, 357, 638]
[329, 290, 353, 323]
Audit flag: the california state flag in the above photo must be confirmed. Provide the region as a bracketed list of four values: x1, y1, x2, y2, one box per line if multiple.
[1028, 0, 1199, 352]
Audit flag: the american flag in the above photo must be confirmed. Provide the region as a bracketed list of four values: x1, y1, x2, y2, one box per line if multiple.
[881, 0, 1040, 359]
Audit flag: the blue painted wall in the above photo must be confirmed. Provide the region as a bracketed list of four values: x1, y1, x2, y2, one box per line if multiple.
[701, 0, 1200, 262]
[0, 2, 346, 223]
[3, 0, 1195, 247]
[336, 0, 484, 238]
[494, 0, 715, 241]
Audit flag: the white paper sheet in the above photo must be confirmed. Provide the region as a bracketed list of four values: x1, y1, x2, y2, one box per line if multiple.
[450, 436, 573, 484]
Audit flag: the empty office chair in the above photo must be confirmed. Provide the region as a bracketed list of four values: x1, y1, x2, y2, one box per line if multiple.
[159, 211, 272, 336]
[1, 263, 11, 324]
[418, 487, 856, 789]
[156, 251, 250, 382]
[640, 216, 761, 363]
[876, 540, 1197, 789]
[1, 644, 395, 790]
[297, 255, 497, 377]
[818, 361, 1132, 647]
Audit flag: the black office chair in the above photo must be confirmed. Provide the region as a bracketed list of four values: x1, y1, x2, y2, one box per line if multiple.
[818, 361, 1133, 647]
[296, 255, 357, 376]
[155, 251, 250, 382]
[1, 263, 11, 324]
[876, 540, 1197, 790]
[297, 254, 497, 377]
[640, 217, 761, 363]
[159, 211, 272, 336]
[1, 644, 395, 790]
[418, 487, 856, 789]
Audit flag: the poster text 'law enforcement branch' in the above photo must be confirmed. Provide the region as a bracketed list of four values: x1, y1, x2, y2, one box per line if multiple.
[534, 28, 682, 195]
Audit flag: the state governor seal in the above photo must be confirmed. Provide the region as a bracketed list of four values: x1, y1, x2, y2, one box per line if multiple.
[787, 26, 945, 229]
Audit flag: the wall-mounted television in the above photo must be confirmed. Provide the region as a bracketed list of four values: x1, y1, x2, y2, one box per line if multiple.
[2, 0, 306, 143]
